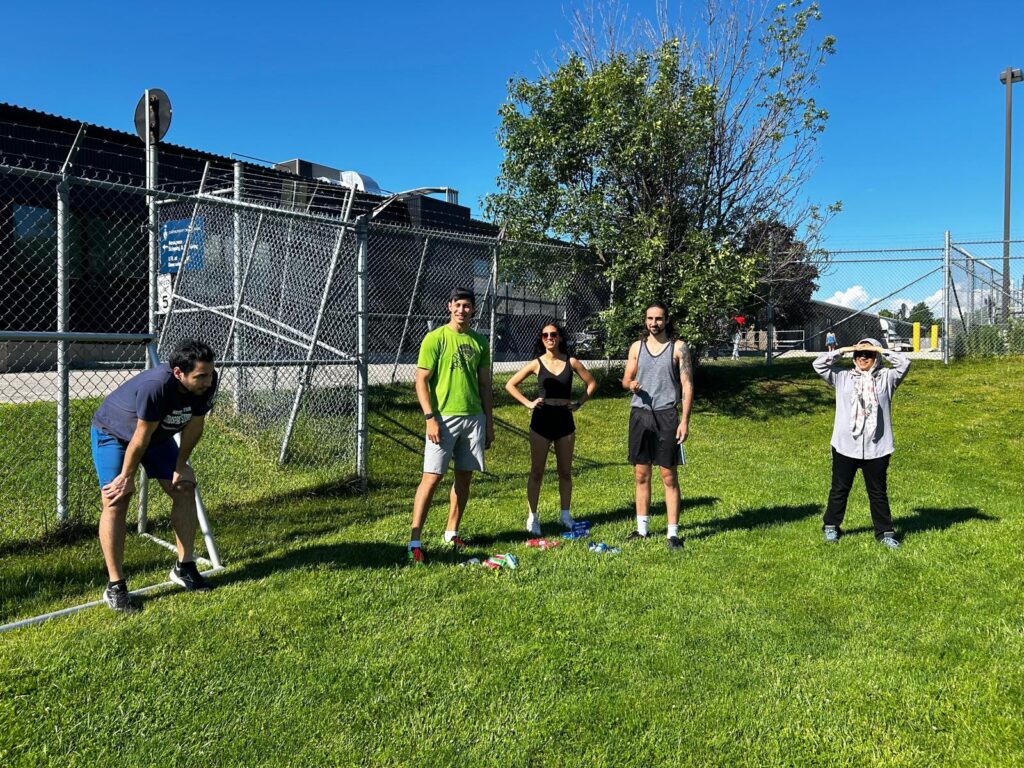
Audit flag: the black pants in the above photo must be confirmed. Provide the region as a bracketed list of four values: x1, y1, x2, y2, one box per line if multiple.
[823, 448, 894, 538]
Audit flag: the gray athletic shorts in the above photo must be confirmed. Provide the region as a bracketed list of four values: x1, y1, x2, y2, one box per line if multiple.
[423, 414, 486, 474]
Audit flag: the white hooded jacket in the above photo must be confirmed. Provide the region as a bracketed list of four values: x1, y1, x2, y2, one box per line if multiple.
[812, 337, 911, 460]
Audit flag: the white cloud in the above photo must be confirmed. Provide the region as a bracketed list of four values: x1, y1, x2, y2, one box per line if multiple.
[828, 285, 871, 309]
[922, 288, 943, 308]
[886, 296, 916, 313]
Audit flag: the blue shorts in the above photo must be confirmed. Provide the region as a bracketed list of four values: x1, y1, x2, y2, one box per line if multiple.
[90, 425, 179, 487]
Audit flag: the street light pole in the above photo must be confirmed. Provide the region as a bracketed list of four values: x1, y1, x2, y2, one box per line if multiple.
[999, 66, 1022, 323]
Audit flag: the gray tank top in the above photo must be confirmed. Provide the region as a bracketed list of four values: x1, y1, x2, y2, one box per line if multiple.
[630, 339, 680, 410]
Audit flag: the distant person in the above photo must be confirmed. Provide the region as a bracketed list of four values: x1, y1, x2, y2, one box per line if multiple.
[826, 328, 837, 352]
[812, 338, 911, 548]
[91, 339, 219, 613]
[505, 321, 597, 536]
[407, 288, 494, 565]
[732, 315, 746, 359]
[621, 302, 693, 550]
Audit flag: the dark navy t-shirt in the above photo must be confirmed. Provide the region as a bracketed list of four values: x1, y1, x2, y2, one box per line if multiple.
[92, 363, 219, 443]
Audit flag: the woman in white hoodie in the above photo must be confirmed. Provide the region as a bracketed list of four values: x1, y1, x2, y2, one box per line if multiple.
[812, 337, 910, 548]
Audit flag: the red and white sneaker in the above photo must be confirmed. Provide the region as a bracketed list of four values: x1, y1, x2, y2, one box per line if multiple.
[407, 546, 429, 566]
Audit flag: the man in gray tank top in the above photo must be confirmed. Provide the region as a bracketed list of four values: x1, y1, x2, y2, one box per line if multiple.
[621, 302, 694, 550]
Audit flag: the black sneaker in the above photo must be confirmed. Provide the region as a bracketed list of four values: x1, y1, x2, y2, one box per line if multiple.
[169, 561, 213, 592]
[666, 536, 684, 551]
[103, 582, 141, 614]
[626, 531, 649, 541]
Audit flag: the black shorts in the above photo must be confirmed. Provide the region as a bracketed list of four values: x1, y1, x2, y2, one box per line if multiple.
[628, 406, 681, 467]
[530, 405, 575, 442]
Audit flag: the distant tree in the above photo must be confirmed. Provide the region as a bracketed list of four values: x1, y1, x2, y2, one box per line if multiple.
[739, 219, 820, 329]
[907, 301, 935, 327]
[878, 309, 896, 319]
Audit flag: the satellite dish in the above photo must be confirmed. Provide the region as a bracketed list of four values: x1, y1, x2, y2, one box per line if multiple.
[134, 88, 172, 144]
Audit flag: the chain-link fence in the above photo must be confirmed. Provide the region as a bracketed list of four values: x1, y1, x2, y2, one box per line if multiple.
[156, 185, 360, 474]
[364, 223, 609, 385]
[0, 119, 365, 555]
[0, 112, 615, 565]
[4, 105, 1023, 620]
[947, 241, 1024, 358]
[725, 238, 1024, 363]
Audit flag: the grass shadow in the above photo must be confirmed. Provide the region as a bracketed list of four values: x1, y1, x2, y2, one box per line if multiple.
[683, 503, 821, 541]
[844, 506, 997, 538]
[467, 496, 720, 547]
[214, 541, 415, 587]
[0, 519, 96, 559]
[695, 359, 834, 419]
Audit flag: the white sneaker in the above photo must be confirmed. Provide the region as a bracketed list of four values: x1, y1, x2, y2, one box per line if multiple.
[559, 511, 577, 529]
[526, 515, 542, 536]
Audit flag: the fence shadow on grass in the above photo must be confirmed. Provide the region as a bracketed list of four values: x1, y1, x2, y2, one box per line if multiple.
[682, 503, 821, 541]
[844, 506, 996, 538]
[0, 519, 96, 559]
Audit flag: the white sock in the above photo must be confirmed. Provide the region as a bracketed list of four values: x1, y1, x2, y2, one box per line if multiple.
[560, 509, 575, 525]
[526, 512, 540, 530]
[443, 530, 458, 543]
[637, 516, 650, 536]
[408, 539, 421, 549]
[667, 524, 679, 539]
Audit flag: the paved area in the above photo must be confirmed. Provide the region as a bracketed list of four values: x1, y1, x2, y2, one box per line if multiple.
[1, 352, 947, 405]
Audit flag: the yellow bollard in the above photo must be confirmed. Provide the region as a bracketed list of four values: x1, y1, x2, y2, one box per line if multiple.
[930, 324, 939, 350]
[912, 322, 920, 352]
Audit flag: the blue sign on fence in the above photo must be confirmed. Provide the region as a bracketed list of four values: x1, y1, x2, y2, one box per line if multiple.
[160, 217, 205, 273]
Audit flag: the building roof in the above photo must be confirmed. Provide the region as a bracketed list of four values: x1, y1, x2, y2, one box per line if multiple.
[0, 102, 494, 235]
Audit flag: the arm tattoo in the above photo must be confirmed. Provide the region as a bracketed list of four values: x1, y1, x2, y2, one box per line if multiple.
[678, 341, 693, 384]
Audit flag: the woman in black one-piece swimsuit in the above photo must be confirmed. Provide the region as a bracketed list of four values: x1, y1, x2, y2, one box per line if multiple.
[505, 322, 597, 537]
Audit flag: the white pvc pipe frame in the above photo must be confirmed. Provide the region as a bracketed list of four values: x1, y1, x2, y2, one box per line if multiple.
[0, 342, 224, 633]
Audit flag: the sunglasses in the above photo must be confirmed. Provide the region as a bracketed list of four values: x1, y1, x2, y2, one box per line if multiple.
[853, 351, 876, 359]
[541, 332, 559, 338]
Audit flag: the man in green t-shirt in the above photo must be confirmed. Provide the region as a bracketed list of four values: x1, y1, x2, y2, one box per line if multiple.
[407, 287, 494, 565]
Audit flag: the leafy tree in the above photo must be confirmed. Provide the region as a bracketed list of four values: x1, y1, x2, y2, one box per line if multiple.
[739, 219, 820, 331]
[907, 301, 935, 328]
[486, 0, 836, 352]
[878, 309, 896, 319]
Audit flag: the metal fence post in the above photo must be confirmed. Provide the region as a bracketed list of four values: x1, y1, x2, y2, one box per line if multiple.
[967, 244, 976, 329]
[232, 162, 243, 413]
[943, 230, 952, 364]
[139, 117, 161, 534]
[489, 240, 499, 364]
[356, 218, 369, 482]
[270, 180, 299, 393]
[55, 178, 70, 523]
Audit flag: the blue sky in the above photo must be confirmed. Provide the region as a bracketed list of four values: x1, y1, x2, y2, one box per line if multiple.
[2, 0, 1022, 311]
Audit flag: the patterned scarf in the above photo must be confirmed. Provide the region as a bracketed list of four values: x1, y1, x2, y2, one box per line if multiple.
[849, 367, 879, 438]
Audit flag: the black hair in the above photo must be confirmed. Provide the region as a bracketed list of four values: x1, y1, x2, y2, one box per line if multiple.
[449, 287, 476, 306]
[169, 339, 215, 374]
[532, 320, 570, 358]
[642, 301, 675, 339]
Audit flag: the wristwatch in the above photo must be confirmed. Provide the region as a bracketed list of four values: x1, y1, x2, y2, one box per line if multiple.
[424, 412, 435, 420]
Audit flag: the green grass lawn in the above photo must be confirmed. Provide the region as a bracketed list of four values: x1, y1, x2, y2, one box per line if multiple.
[1, 357, 1023, 767]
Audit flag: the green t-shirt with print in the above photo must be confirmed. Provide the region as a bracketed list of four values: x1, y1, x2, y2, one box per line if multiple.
[417, 325, 490, 416]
